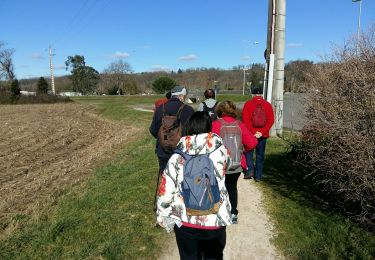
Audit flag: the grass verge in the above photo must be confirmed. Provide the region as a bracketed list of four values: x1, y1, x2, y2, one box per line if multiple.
[261, 137, 375, 259]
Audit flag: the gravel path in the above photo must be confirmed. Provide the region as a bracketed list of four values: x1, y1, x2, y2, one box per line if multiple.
[159, 177, 283, 260]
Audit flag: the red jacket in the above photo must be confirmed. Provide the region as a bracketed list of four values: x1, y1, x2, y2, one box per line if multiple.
[212, 116, 258, 170]
[154, 98, 168, 111]
[242, 96, 274, 138]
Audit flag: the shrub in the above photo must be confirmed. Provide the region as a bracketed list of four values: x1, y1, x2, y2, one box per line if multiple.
[152, 76, 176, 94]
[295, 25, 375, 229]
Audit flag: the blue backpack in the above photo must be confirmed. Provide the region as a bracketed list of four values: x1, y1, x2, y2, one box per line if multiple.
[175, 149, 221, 216]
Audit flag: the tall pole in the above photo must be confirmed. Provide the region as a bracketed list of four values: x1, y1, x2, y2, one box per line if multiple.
[242, 68, 246, 96]
[356, 0, 362, 55]
[270, 0, 286, 137]
[49, 45, 55, 94]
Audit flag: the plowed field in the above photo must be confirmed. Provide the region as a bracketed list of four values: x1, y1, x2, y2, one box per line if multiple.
[0, 103, 137, 228]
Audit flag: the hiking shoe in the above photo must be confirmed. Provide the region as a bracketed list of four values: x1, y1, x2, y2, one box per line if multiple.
[231, 214, 238, 224]
[243, 173, 254, 179]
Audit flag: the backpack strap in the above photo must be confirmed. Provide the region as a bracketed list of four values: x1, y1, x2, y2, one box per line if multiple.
[218, 118, 240, 126]
[203, 101, 218, 111]
[174, 148, 191, 161]
[202, 101, 208, 111]
[176, 104, 185, 119]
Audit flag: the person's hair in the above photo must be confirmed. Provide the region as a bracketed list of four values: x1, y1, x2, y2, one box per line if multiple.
[184, 111, 212, 136]
[215, 100, 238, 118]
[165, 91, 171, 99]
[204, 89, 215, 99]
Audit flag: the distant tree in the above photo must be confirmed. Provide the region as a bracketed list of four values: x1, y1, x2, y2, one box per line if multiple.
[0, 41, 15, 81]
[152, 76, 176, 94]
[37, 77, 49, 94]
[177, 68, 183, 74]
[10, 79, 20, 96]
[103, 60, 133, 95]
[71, 66, 100, 95]
[65, 55, 85, 71]
[124, 78, 139, 95]
[65, 55, 100, 95]
[248, 63, 264, 88]
[285, 60, 314, 92]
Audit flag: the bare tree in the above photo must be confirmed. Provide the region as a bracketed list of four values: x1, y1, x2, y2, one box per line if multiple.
[103, 60, 133, 95]
[0, 41, 15, 81]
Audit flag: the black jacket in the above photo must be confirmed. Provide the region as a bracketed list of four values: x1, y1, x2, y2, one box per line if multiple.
[149, 97, 194, 158]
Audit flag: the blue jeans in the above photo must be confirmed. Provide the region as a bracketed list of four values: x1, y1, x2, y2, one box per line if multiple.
[244, 137, 267, 180]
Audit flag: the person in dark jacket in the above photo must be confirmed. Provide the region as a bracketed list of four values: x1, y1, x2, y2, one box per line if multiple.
[149, 86, 194, 172]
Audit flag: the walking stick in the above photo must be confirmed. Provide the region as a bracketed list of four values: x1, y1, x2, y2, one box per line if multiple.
[153, 169, 162, 213]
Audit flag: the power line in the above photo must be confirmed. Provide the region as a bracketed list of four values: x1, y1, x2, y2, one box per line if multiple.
[53, 0, 101, 46]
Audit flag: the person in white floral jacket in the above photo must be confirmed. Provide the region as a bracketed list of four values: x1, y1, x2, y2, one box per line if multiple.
[156, 111, 232, 260]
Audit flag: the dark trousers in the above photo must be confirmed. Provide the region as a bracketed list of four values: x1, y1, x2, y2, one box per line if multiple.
[224, 172, 241, 215]
[174, 225, 226, 260]
[158, 156, 170, 172]
[245, 137, 267, 180]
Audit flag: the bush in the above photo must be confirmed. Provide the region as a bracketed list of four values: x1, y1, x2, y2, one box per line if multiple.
[152, 76, 176, 94]
[294, 25, 375, 229]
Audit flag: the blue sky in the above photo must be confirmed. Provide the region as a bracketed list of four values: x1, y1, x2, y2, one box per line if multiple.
[1, 0, 374, 79]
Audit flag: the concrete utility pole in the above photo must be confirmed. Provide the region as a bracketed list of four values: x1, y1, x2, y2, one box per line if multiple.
[49, 45, 55, 94]
[265, 0, 286, 137]
[352, 0, 362, 55]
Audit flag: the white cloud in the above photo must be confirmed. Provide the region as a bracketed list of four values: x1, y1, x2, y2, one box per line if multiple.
[111, 51, 130, 59]
[19, 64, 29, 68]
[151, 65, 171, 72]
[241, 55, 251, 61]
[286, 43, 303, 48]
[31, 53, 44, 60]
[178, 54, 198, 61]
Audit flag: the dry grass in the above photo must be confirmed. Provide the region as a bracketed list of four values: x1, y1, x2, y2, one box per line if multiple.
[0, 103, 138, 235]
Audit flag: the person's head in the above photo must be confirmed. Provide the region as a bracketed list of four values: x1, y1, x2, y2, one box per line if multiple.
[171, 86, 187, 102]
[216, 100, 238, 118]
[204, 88, 215, 99]
[165, 91, 172, 99]
[252, 87, 263, 96]
[184, 111, 212, 136]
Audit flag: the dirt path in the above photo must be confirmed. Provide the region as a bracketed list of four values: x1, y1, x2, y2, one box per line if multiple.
[159, 177, 282, 260]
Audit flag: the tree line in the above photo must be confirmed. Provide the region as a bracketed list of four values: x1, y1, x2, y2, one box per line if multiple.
[1, 40, 314, 96]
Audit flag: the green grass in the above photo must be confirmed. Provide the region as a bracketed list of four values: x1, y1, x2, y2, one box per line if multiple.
[216, 94, 250, 102]
[260, 137, 375, 259]
[0, 135, 165, 259]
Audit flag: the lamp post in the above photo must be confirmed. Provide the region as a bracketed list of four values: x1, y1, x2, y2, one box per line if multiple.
[352, 0, 362, 55]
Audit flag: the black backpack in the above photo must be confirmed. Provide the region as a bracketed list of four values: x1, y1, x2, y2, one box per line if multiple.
[202, 101, 218, 121]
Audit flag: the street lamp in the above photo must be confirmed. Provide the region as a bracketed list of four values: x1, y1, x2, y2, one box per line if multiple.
[352, 0, 362, 55]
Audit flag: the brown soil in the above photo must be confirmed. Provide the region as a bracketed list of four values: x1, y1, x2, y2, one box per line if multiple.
[0, 103, 138, 234]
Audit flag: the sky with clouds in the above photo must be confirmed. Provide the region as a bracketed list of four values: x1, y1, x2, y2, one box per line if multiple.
[1, 0, 375, 79]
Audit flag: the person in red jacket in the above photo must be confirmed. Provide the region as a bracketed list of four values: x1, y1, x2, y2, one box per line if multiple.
[153, 91, 172, 111]
[242, 89, 274, 181]
[212, 101, 258, 224]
